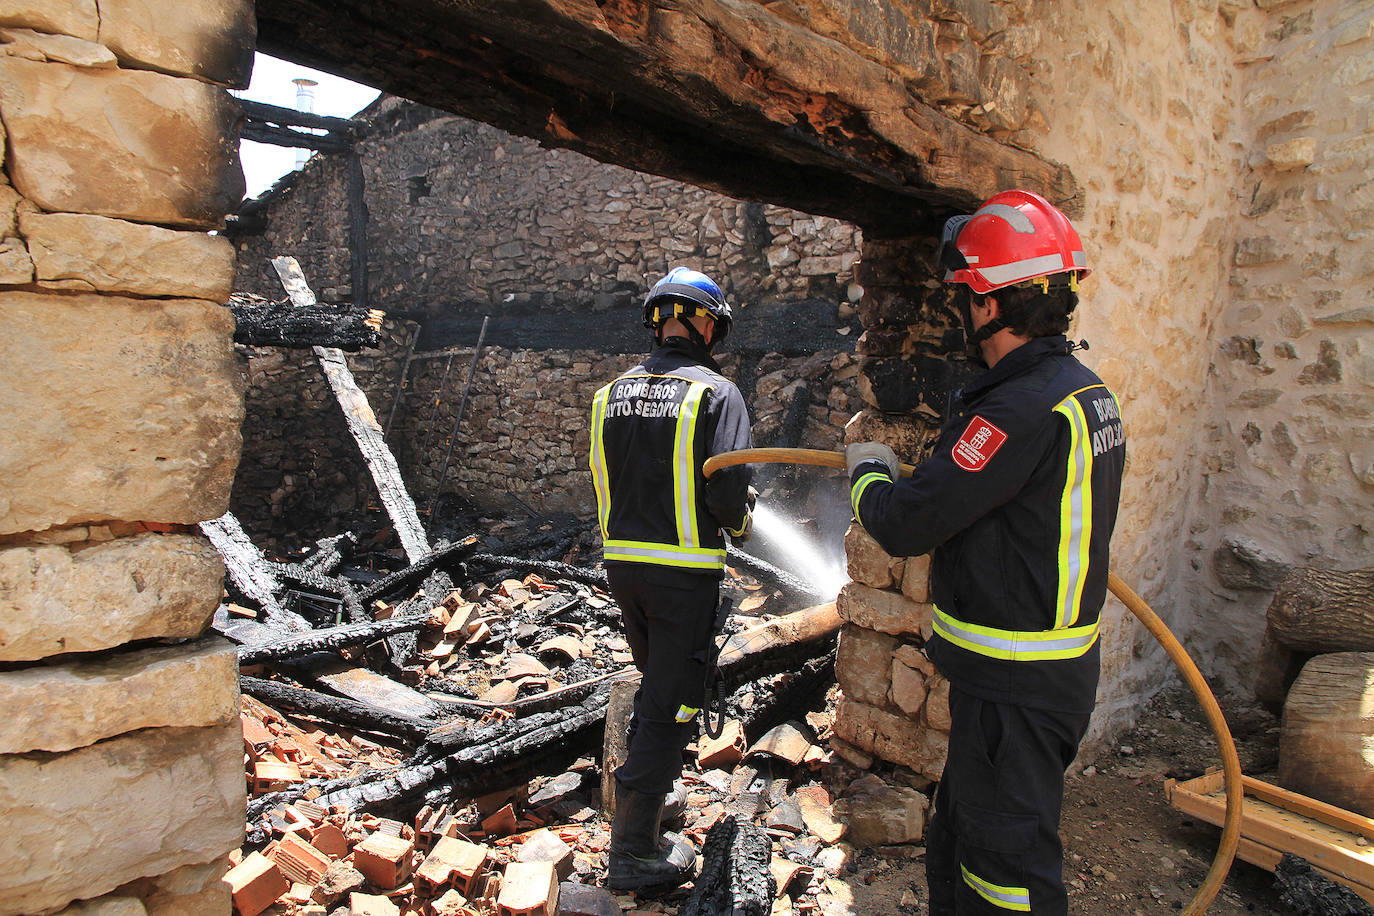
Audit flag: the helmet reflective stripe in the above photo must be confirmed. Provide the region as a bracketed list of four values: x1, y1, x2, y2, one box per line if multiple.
[960, 865, 1031, 912]
[973, 254, 1070, 289]
[1053, 387, 1098, 628]
[932, 606, 1100, 661]
[603, 540, 727, 569]
[673, 383, 709, 548]
[589, 384, 613, 538]
[971, 202, 1035, 234]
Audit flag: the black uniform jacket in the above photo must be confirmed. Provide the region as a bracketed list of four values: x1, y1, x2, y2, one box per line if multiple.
[849, 336, 1126, 712]
[590, 337, 753, 580]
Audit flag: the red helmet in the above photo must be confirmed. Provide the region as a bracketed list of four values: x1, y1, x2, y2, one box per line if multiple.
[940, 190, 1090, 294]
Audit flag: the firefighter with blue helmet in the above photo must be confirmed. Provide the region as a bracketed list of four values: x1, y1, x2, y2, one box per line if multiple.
[845, 191, 1126, 915]
[590, 266, 754, 892]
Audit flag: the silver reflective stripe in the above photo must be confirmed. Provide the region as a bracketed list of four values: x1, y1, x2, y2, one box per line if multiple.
[1073, 249, 1087, 266]
[961, 865, 1031, 912]
[605, 542, 726, 567]
[972, 202, 1035, 234]
[976, 254, 1065, 288]
[933, 607, 1099, 661]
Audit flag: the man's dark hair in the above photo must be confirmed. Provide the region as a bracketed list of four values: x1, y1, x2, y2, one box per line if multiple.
[976, 284, 1078, 338]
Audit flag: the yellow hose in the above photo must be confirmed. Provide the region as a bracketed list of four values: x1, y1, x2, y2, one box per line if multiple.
[704, 446, 1243, 915]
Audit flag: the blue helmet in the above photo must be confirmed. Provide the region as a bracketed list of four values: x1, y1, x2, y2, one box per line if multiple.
[642, 267, 733, 345]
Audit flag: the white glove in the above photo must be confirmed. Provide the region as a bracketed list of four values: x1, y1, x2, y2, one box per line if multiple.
[846, 442, 899, 478]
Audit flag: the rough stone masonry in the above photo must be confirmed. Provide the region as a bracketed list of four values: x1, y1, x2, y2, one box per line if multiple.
[0, 1, 252, 912]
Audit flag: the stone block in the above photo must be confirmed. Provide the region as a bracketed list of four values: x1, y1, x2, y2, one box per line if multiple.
[0, 235, 33, 283]
[0, 292, 243, 535]
[844, 409, 941, 461]
[112, 858, 232, 916]
[836, 581, 933, 638]
[899, 553, 930, 602]
[97, 0, 254, 87]
[0, 721, 245, 916]
[835, 624, 897, 707]
[833, 693, 947, 780]
[0, 27, 117, 68]
[0, 533, 222, 662]
[0, 58, 242, 227]
[923, 674, 951, 731]
[1265, 137, 1316, 170]
[22, 211, 236, 300]
[0, 1, 98, 40]
[890, 659, 927, 717]
[844, 522, 898, 589]
[1212, 535, 1290, 590]
[0, 636, 237, 753]
[833, 774, 929, 847]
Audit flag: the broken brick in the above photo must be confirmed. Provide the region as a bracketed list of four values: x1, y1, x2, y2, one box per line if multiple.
[268, 832, 332, 884]
[497, 860, 558, 916]
[353, 832, 415, 889]
[414, 835, 490, 898]
[224, 851, 290, 916]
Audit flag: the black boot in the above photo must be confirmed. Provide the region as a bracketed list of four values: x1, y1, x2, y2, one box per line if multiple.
[608, 780, 697, 893]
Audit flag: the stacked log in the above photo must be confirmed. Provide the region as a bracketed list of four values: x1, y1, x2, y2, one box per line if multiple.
[1261, 566, 1374, 816]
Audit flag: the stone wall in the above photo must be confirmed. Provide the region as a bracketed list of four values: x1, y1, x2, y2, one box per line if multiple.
[231, 314, 862, 550]
[0, 4, 249, 914]
[232, 99, 865, 320]
[1189, 0, 1374, 687]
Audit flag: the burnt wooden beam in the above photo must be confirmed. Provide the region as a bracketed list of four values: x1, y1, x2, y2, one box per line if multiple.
[727, 546, 827, 600]
[240, 98, 358, 133]
[465, 553, 607, 588]
[272, 256, 430, 562]
[252, 0, 1079, 237]
[355, 536, 480, 604]
[682, 816, 775, 916]
[200, 513, 311, 633]
[240, 120, 352, 153]
[229, 294, 382, 351]
[240, 675, 434, 740]
[238, 615, 432, 665]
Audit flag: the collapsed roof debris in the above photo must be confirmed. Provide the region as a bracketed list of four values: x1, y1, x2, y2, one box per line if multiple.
[209, 255, 874, 914]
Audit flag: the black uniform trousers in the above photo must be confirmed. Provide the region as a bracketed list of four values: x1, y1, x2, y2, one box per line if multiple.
[606, 564, 719, 796]
[926, 685, 1092, 915]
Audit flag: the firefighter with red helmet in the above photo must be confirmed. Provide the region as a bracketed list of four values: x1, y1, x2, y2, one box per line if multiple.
[846, 191, 1126, 914]
[590, 267, 754, 893]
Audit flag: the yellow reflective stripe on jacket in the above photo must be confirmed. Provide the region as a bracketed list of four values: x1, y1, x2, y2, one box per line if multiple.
[603, 539, 727, 570]
[589, 384, 612, 538]
[673, 383, 709, 548]
[961, 865, 1031, 912]
[1052, 387, 1095, 628]
[933, 606, 1099, 661]
[850, 470, 889, 522]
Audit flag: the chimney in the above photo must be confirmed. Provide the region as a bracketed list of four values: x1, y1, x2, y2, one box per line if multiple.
[291, 77, 318, 169]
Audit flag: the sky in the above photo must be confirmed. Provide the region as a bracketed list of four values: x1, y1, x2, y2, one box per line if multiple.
[233, 53, 382, 199]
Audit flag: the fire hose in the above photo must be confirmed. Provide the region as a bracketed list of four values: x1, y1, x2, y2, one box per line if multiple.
[703, 447, 1242, 916]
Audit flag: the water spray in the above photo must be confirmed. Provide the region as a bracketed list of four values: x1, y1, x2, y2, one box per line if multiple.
[703, 446, 1242, 916]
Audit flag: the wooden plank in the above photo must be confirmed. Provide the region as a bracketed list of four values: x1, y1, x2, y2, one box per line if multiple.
[1243, 775, 1374, 841]
[1167, 771, 1374, 893]
[271, 256, 431, 564]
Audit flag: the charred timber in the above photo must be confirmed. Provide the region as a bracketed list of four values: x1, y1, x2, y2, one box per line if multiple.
[240, 121, 352, 154]
[238, 615, 435, 665]
[228, 295, 382, 351]
[682, 816, 775, 916]
[356, 536, 481, 604]
[727, 546, 827, 600]
[240, 675, 434, 741]
[239, 98, 358, 133]
[300, 532, 358, 575]
[466, 553, 607, 588]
